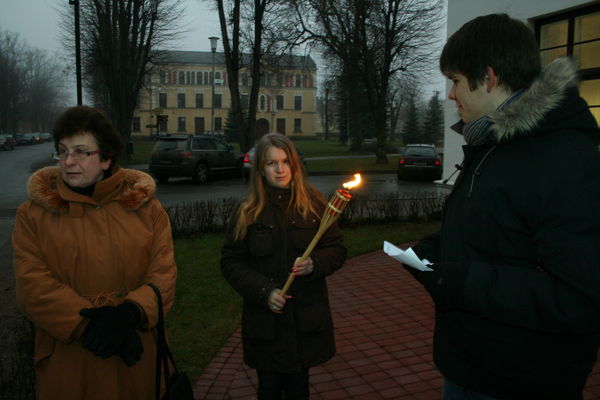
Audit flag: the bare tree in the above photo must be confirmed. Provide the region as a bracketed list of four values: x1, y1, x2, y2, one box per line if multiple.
[289, 0, 443, 162]
[211, 0, 304, 151]
[0, 31, 25, 133]
[0, 31, 68, 134]
[61, 0, 183, 160]
[388, 75, 420, 141]
[22, 49, 69, 132]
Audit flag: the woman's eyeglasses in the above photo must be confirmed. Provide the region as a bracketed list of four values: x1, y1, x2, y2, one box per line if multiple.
[53, 148, 101, 161]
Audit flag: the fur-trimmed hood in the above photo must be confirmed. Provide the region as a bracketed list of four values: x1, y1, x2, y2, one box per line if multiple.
[491, 57, 582, 142]
[27, 166, 156, 213]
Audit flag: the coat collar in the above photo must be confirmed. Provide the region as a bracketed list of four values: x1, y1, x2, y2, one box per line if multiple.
[27, 166, 156, 213]
[490, 57, 579, 142]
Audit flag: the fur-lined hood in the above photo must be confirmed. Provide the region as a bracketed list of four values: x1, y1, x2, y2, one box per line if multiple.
[27, 166, 156, 213]
[491, 57, 580, 142]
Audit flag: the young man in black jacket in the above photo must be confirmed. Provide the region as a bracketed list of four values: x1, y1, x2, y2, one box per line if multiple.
[410, 13, 600, 400]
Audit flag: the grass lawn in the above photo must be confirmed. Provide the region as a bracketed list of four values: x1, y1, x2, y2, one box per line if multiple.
[124, 138, 401, 173]
[307, 155, 400, 174]
[166, 219, 440, 379]
[125, 140, 156, 165]
[293, 139, 359, 157]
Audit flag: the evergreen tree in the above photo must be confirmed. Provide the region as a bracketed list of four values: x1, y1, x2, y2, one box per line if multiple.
[224, 108, 246, 142]
[423, 91, 444, 145]
[401, 95, 422, 144]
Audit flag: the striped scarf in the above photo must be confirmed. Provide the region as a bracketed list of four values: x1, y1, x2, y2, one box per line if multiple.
[461, 90, 524, 145]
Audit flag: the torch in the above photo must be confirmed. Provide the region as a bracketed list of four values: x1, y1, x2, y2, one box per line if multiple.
[279, 173, 362, 297]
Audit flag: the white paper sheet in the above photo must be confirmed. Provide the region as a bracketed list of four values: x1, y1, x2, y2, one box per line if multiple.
[383, 241, 434, 271]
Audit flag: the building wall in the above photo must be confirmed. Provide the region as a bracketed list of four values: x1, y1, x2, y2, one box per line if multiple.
[442, 0, 596, 183]
[132, 58, 318, 138]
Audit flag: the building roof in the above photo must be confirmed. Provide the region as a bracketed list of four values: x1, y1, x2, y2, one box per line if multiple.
[152, 50, 317, 70]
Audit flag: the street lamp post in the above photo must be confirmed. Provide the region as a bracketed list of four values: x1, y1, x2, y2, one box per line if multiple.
[209, 36, 219, 132]
[69, 0, 83, 105]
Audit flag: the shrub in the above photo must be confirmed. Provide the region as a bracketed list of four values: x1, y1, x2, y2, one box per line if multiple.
[166, 192, 448, 236]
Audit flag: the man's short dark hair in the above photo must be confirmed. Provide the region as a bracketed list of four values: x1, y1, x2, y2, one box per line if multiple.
[440, 13, 541, 92]
[53, 106, 122, 166]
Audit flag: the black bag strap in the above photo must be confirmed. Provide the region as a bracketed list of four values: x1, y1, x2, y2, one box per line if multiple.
[148, 283, 178, 400]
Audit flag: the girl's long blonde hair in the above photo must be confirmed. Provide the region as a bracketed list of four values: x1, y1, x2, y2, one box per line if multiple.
[233, 133, 325, 240]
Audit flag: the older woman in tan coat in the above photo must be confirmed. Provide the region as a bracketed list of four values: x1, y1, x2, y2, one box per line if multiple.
[12, 106, 177, 400]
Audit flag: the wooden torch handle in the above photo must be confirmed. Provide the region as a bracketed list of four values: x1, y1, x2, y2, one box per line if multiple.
[279, 227, 324, 297]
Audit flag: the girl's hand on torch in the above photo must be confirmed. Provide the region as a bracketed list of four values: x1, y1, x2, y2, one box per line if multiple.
[292, 257, 314, 277]
[268, 289, 292, 314]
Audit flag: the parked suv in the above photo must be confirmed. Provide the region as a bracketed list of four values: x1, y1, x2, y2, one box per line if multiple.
[149, 134, 244, 183]
[397, 144, 442, 181]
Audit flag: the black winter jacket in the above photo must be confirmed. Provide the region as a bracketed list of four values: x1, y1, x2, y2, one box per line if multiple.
[220, 187, 346, 373]
[414, 58, 600, 399]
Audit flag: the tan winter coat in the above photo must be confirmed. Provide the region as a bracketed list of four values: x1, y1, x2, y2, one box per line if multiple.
[12, 167, 177, 400]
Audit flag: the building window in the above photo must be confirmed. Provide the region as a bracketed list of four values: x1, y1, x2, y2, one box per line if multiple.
[276, 73, 283, 87]
[259, 95, 266, 111]
[277, 118, 286, 135]
[294, 95, 302, 111]
[158, 115, 168, 132]
[215, 117, 222, 131]
[241, 94, 249, 110]
[204, 72, 209, 85]
[276, 95, 284, 110]
[178, 71, 185, 84]
[186, 71, 191, 84]
[215, 71, 222, 85]
[132, 117, 140, 132]
[241, 72, 249, 86]
[295, 74, 302, 88]
[159, 93, 167, 108]
[294, 118, 302, 133]
[214, 93, 222, 108]
[177, 93, 186, 108]
[159, 71, 166, 84]
[195, 93, 204, 108]
[580, 79, 600, 124]
[178, 117, 186, 132]
[196, 71, 202, 85]
[536, 4, 600, 123]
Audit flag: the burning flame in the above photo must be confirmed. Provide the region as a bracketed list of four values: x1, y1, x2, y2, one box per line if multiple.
[342, 173, 362, 190]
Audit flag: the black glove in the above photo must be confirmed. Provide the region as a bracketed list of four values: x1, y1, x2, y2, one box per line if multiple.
[411, 262, 468, 310]
[116, 331, 144, 366]
[80, 301, 141, 359]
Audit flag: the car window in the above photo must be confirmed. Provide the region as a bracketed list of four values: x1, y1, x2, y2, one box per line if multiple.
[192, 138, 217, 150]
[404, 147, 436, 157]
[154, 139, 186, 151]
[214, 141, 229, 151]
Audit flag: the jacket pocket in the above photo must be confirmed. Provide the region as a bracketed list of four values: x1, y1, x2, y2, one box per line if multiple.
[247, 223, 274, 257]
[296, 301, 331, 334]
[242, 304, 277, 340]
[34, 329, 55, 366]
[291, 219, 319, 251]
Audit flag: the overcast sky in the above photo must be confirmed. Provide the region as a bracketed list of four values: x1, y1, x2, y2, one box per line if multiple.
[0, 0, 222, 55]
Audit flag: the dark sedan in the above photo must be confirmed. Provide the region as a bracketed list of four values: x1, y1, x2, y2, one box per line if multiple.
[398, 144, 442, 181]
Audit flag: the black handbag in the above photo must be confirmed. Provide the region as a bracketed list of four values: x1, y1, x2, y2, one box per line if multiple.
[148, 283, 194, 400]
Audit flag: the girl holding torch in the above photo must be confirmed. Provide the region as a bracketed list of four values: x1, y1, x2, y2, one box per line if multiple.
[221, 133, 346, 399]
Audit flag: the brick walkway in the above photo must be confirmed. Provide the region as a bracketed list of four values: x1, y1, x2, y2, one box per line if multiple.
[193, 250, 600, 399]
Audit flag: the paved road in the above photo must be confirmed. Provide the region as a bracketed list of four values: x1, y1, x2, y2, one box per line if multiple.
[0, 142, 55, 292]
